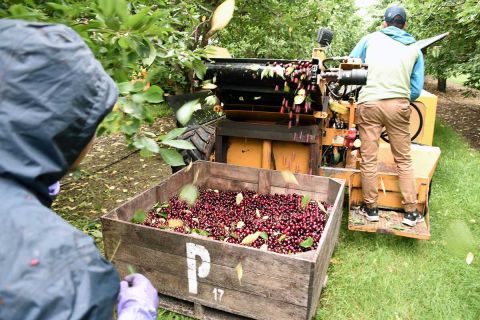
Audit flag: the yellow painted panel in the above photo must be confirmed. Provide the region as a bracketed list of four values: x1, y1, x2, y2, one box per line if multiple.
[413, 90, 438, 145]
[226, 137, 263, 168]
[272, 142, 311, 174]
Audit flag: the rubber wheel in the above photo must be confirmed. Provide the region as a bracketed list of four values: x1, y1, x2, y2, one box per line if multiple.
[171, 124, 216, 173]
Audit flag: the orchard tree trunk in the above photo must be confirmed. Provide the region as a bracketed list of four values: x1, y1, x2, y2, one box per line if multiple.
[438, 78, 447, 92]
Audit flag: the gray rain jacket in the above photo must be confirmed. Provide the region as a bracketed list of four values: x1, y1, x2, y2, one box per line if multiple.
[0, 19, 119, 319]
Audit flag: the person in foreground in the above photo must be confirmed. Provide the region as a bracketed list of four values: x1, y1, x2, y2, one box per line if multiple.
[349, 5, 425, 227]
[0, 19, 158, 319]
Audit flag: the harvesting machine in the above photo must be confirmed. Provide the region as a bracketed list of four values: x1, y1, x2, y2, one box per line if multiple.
[168, 29, 448, 240]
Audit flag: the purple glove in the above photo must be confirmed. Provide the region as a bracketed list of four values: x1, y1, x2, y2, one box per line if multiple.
[117, 274, 159, 320]
[48, 181, 60, 196]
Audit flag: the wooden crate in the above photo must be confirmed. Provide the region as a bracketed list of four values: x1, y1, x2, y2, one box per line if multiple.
[102, 161, 345, 320]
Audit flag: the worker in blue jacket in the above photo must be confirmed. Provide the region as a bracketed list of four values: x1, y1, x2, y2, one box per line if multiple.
[350, 6, 425, 227]
[0, 19, 158, 319]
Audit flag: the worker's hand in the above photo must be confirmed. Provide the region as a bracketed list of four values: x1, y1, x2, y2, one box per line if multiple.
[117, 273, 159, 320]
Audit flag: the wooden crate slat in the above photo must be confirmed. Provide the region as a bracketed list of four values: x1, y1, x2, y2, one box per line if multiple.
[202, 177, 259, 193]
[116, 262, 309, 320]
[113, 242, 310, 307]
[269, 171, 330, 194]
[103, 218, 312, 279]
[206, 161, 260, 183]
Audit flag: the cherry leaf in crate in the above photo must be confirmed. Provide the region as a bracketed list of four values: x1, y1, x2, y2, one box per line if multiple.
[466, 252, 474, 265]
[317, 200, 327, 213]
[179, 184, 199, 206]
[260, 244, 268, 251]
[278, 234, 287, 243]
[236, 192, 244, 205]
[236, 221, 245, 229]
[301, 194, 311, 208]
[300, 236, 314, 248]
[168, 219, 184, 228]
[241, 231, 261, 245]
[192, 229, 210, 237]
[255, 208, 261, 218]
[235, 262, 243, 285]
[131, 210, 146, 224]
[260, 232, 268, 240]
[281, 170, 299, 185]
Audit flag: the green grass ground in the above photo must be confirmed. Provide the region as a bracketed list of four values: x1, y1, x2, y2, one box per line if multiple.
[157, 121, 480, 320]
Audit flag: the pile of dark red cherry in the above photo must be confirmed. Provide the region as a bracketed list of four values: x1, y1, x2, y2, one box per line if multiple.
[143, 189, 330, 254]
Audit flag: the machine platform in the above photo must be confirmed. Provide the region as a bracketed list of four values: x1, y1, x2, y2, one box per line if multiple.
[348, 208, 430, 240]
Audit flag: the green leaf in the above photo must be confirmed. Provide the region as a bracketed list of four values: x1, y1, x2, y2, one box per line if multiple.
[236, 192, 243, 205]
[131, 81, 145, 92]
[260, 232, 268, 240]
[300, 236, 314, 248]
[127, 265, 136, 274]
[133, 137, 160, 153]
[161, 127, 188, 141]
[143, 86, 164, 103]
[193, 60, 207, 80]
[176, 99, 202, 126]
[118, 36, 129, 49]
[142, 44, 157, 66]
[301, 194, 311, 208]
[131, 210, 147, 224]
[117, 82, 133, 95]
[192, 229, 210, 236]
[162, 139, 196, 150]
[158, 148, 185, 166]
[179, 184, 199, 206]
[127, 7, 149, 30]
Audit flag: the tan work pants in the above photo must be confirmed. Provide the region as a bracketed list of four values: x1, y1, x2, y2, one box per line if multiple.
[356, 98, 417, 212]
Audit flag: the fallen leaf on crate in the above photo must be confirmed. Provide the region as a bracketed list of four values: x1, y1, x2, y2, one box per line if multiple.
[281, 170, 299, 186]
[236, 192, 243, 205]
[131, 210, 147, 224]
[236, 221, 245, 229]
[179, 184, 199, 206]
[185, 160, 193, 172]
[255, 208, 261, 218]
[317, 201, 327, 213]
[301, 194, 311, 208]
[168, 219, 184, 228]
[278, 234, 287, 243]
[241, 231, 261, 245]
[466, 252, 474, 265]
[235, 262, 243, 285]
[380, 177, 386, 196]
[259, 232, 268, 240]
[300, 236, 314, 248]
[260, 244, 268, 251]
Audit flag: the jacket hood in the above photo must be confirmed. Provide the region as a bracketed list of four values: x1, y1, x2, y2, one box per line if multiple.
[380, 26, 417, 45]
[0, 19, 117, 203]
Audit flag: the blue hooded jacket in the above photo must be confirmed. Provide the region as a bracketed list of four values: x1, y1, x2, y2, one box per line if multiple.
[350, 26, 424, 101]
[0, 19, 119, 319]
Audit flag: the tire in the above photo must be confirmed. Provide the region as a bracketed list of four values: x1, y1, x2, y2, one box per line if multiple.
[171, 124, 216, 173]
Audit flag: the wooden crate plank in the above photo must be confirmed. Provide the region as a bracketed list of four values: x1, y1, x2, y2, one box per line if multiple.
[202, 177, 258, 193]
[348, 208, 430, 240]
[349, 172, 430, 194]
[308, 190, 344, 319]
[113, 243, 310, 307]
[102, 218, 312, 280]
[270, 171, 330, 194]
[257, 170, 272, 194]
[116, 262, 309, 320]
[207, 161, 260, 183]
[114, 186, 157, 221]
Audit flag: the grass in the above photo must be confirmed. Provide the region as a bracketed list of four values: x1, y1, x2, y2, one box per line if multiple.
[153, 122, 480, 319]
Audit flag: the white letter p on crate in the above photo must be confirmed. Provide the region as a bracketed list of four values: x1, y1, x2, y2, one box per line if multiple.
[186, 242, 211, 294]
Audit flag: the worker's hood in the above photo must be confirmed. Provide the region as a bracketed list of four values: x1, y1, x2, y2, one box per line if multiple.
[380, 26, 417, 45]
[0, 19, 117, 204]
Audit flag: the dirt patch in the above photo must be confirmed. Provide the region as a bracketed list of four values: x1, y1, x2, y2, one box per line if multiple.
[424, 76, 480, 150]
[52, 117, 177, 241]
